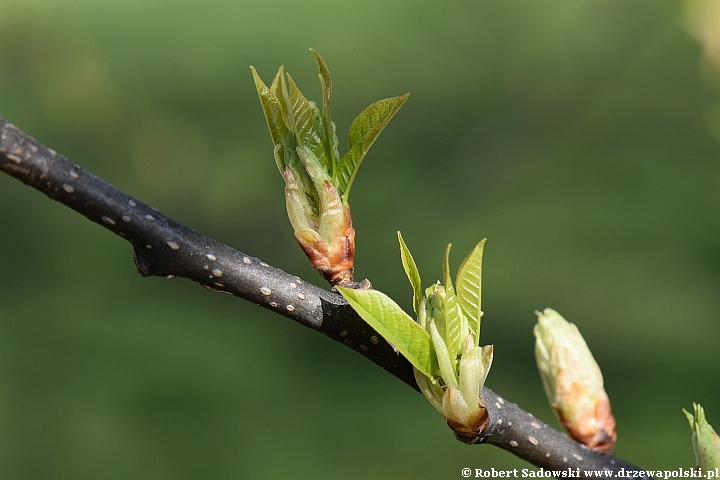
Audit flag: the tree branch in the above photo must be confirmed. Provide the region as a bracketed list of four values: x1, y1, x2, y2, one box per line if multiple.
[0, 117, 649, 477]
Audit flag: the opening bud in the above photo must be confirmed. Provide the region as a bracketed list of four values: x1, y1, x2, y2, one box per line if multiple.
[251, 51, 408, 287]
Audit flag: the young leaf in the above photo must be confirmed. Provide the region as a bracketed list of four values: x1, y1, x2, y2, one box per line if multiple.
[414, 368, 444, 413]
[250, 66, 289, 168]
[269, 65, 285, 97]
[429, 318, 458, 390]
[272, 144, 285, 181]
[442, 243, 452, 290]
[418, 298, 428, 329]
[310, 49, 338, 177]
[442, 243, 465, 363]
[458, 334, 480, 413]
[285, 146, 321, 221]
[294, 146, 335, 227]
[456, 239, 486, 346]
[295, 148, 343, 245]
[285, 74, 329, 173]
[397, 231, 422, 314]
[269, 66, 291, 124]
[283, 167, 314, 232]
[478, 345, 493, 391]
[347, 94, 409, 150]
[336, 287, 434, 377]
[336, 93, 409, 201]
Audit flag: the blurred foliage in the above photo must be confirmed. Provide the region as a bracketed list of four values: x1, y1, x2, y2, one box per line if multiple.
[1, 0, 719, 478]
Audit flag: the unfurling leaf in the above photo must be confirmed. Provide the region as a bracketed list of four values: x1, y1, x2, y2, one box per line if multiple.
[442, 243, 466, 363]
[337, 94, 409, 201]
[310, 49, 339, 177]
[456, 239, 486, 346]
[250, 67, 289, 168]
[398, 232, 422, 315]
[429, 318, 457, 389]
[336, 287, 434, 376]
[285, 74, 329, 172]
[414, 368, 444, 412]
[458, 334, 480, 414]
[310, 49, 332, 118]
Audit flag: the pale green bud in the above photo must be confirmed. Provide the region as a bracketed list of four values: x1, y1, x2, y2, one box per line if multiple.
[534, 308, 616, 453]
[425, 283, 446, 322]
[684, 403, 720, 471]
[416, 332, 493, 438]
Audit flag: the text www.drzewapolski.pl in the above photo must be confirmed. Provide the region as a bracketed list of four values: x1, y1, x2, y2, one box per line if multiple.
[461, 467, 720, 479]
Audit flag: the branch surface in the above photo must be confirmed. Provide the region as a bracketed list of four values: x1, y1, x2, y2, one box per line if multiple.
[0, 117, 649, 476]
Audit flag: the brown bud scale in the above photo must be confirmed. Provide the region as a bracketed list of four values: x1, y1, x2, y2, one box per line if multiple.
[295, 203, 356, 287]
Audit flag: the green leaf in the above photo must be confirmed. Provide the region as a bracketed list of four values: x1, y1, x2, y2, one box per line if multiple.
[294, 146, 333, 223]
[295, 147, 344, 245]
[310, 49, 332, 112]
[310, 49, 339, 177]
[397, 232, 422, 315]
[285, 74, 330, 173]
[337, 93, 409, 201]
[456, 239, 486, 346]
[283, 136, 321, 221]
[250, 66, 289, 170]
[283, 166, 314, 232]
[458, 335, 480, 412]
[429, 318, 458, 389]
[414, 368, 444, 413]
[336, 287, 434, 377]
[347, 94, 409, 149]
[442, 243, 452, 290]
[442, 244, 465, 363]
[272, 144, 285, 181]
[269, 66, 291, 122]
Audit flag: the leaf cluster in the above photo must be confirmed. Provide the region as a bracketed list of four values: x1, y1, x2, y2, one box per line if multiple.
[338, 233, 487, 379]
[251, 50, 408, 204]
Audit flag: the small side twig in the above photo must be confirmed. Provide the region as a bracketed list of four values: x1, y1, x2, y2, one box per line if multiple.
[0, 117, 649, 476]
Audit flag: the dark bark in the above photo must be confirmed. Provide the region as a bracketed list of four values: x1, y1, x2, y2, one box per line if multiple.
[0, 117, 650, 477]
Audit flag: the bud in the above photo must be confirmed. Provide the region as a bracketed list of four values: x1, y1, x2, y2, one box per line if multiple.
[404, 238, 492, 442]
[283, 149, 355, 286]
[534, 308, 616, 453]
[251, 51, 407, 287]
[684, 403, 720, 471]
[340, 235, 492, 441]
[444, 334, 493, 437]
[415, 332, 493, 439]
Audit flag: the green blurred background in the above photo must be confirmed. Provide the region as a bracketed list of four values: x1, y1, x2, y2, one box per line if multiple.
[1, 0, 719, 478]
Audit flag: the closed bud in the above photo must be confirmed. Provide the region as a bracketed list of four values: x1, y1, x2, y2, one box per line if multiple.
[534, 308, 616, 453]
[684, 403, 720, 471]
